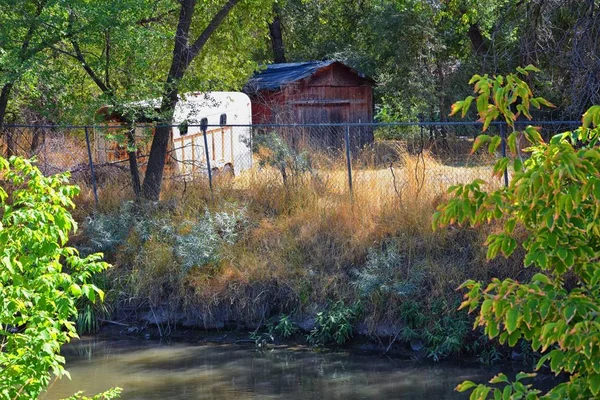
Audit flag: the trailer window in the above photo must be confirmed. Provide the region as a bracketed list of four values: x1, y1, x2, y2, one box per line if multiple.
[178, 120, 189, 136]
[220, 113, 227, 126]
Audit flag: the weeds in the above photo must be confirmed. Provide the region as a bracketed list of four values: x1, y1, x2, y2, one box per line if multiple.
[352, 243, 424, 299]
[308, 300, 360, 347]
[251, 131, 312, 186]
[273, 314, 299, 338]
[176, 208, 247, 272]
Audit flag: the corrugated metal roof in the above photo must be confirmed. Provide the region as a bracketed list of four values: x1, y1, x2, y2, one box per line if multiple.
[244, 61, 372, 93]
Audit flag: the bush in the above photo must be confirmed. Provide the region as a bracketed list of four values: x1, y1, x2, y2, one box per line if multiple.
[352, 243, 424, 299]
[308, 300, 359, 346]
[251, 132, 312, 186]
[176, 208, 247, 272]
[0, 157, 113, 399]
[437, 67, 600, 398]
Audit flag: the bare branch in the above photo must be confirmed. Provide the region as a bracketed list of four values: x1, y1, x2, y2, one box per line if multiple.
[71, 40, 111, 94]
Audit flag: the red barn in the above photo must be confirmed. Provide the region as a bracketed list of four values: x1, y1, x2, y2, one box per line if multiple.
[244, 61, 375, 149]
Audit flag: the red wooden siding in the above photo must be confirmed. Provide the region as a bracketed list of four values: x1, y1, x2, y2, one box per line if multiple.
[248, 62, 375, 149]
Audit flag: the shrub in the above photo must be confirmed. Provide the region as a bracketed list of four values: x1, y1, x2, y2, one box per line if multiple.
[352, 243, 424, 299]
[0, 157, 113, 399]
[308, 300, 359, 346]
[79, 201, 137, 256]
[436, 66, 600, 398]
[176, 208, 247, 272]
[273, 313, 298, 338]
[251, 132, 312, 186]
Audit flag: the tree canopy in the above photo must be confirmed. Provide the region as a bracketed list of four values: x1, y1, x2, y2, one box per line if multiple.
[1, 0, 599, 198]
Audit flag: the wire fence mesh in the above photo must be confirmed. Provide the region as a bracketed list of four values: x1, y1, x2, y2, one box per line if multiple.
[0, 121, 581, 206]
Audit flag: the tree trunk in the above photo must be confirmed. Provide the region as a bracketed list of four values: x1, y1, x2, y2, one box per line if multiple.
[269, 5, 286, 63]
[467, 23, 488, 56]
[141, 0, 240, 200]
[126, 127, 142, 200]
[30, 127, 45, 155]
[0, 82, 15, 157]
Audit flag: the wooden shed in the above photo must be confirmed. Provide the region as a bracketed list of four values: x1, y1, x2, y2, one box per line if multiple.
[244, 61, 375, 149]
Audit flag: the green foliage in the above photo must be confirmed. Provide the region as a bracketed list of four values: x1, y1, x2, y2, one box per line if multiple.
[273, 313, 298, 339]
[0, 157, 111, 399]
[353, 245, 471, 361]
[423, 300, 471, 362]
[62, 388, 123, 400]
[250, 313, 298, 347]
[82, 202, 247, 308]
[307, 300, 359, 347]
[395, 299, 470, 362]
[251, 132, 312, 186]
[76, 302, 100, 335]
[456, 372, 540, 400]
[83, 202, 246, 270]
[76, 293, 111, 335]
[435, 68, 600, 398]
[450, 64, 551, 131]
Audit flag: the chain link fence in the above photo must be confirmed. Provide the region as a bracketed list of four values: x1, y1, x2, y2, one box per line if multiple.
[0, 121, 581, 206]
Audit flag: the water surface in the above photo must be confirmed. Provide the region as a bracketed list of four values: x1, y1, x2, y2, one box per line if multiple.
[42, 338, 519, 399]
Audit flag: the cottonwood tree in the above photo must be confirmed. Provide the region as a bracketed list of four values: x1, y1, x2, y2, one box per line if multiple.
[140, 0, 274, 200]
[47, 0, 273, 200]
[0, 1, 84, 155]
[51, 0, 175, 199]
[437, 67, 600, 399]
[0, 1, 127, 128]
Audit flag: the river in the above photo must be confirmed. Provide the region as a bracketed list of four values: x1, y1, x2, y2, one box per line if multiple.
[41, 338, 541, 399]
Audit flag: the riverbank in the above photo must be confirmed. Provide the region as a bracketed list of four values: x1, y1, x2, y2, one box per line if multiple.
[96, 320, 423, 360]
[70, 150, 530, 364]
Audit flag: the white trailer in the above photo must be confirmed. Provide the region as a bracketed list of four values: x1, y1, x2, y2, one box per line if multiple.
[95, 92, 253, 176]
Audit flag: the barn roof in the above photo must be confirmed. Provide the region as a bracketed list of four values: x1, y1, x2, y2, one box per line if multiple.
[244, 61, 374, 93]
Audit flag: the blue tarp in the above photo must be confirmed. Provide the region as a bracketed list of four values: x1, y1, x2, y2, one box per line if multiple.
[245, 61, 335, 92]
[245, 61, 372, 93]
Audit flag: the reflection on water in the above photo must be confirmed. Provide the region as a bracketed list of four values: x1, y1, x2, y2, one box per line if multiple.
[42, 339, 505, 399]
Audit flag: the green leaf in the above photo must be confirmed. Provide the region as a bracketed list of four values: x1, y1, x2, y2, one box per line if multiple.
[513, 158, 523, 172]
[488, 135, 503, 154]
[489, 374, 508, 384]
[472, 135, 492, 154]
[531, 273, 550, 285]
[563, 305, 576, 323]
[550, 351, 565, 373]
[515, 372, 536, 382]
[524, 65, 541, 73]
[456, 381, 478, 392]
[524, 126, 543, 144]
[477, 94, 489, 113]
[590, 374, 600, 396]
[507, 132, 518, 154]
[506, 307, 519, 334]
[462, 96, 475, 117]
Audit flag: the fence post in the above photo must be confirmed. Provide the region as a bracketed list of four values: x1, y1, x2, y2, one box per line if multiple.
[499, 123, 509, 187]
[201, 121, 214, 195]
[84, 127, 99, 208]
[344, 125, 353, 199]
